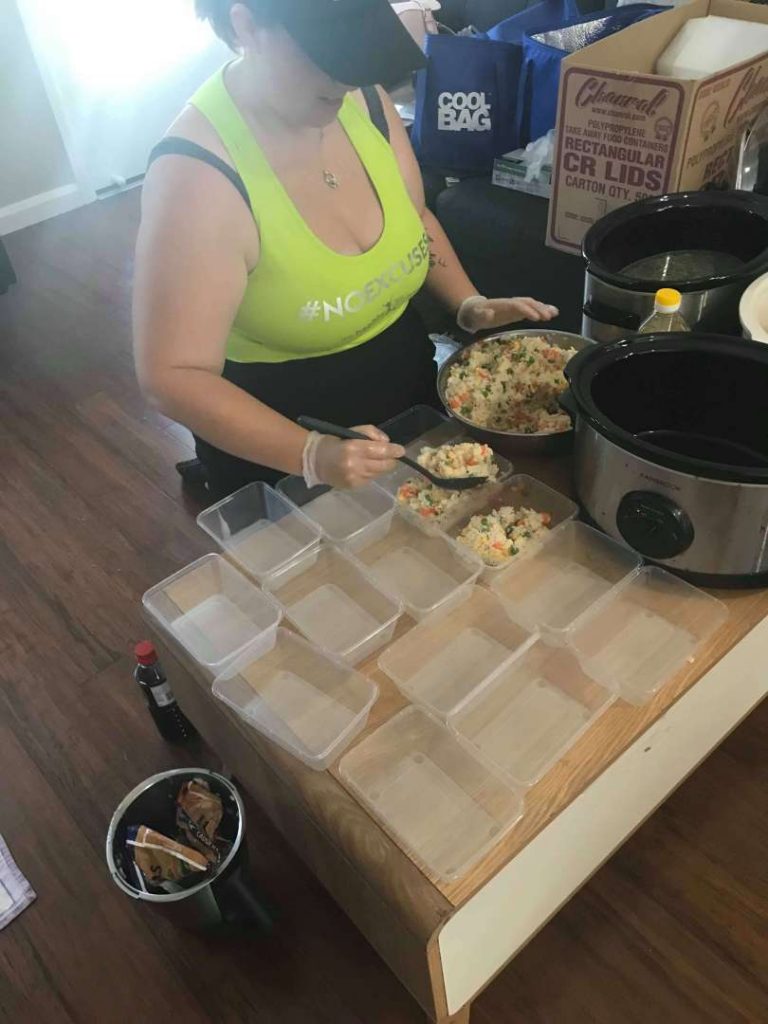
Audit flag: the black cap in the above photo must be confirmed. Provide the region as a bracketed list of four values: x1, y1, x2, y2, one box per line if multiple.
[266, 0, 427, 87]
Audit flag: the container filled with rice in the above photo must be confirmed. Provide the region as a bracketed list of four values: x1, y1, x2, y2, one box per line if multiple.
[447, 475, 579, 579]
[395, 442, 503, 528]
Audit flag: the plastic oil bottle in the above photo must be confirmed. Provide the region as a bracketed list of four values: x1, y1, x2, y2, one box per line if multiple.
[638, 288, 691, 334]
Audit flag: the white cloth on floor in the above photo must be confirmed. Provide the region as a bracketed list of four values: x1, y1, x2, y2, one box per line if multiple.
[0, 834, 36, 930]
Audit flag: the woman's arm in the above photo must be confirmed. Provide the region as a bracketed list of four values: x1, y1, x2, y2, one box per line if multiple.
[133, 157, 401, 486]
[379, 90, 558, 330]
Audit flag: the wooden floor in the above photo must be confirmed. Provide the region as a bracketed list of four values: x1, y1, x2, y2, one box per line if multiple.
[0, 191, 766, 1024]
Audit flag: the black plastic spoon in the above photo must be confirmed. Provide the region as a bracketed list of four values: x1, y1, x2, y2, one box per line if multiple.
[298, 416, 489, 491]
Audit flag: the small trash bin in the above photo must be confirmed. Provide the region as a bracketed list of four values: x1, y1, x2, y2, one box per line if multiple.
[106, 768, 273, 932]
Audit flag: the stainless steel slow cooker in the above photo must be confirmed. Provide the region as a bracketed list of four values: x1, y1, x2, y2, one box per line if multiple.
[582, 192, 768, 342]
[562, 334, 768, 586]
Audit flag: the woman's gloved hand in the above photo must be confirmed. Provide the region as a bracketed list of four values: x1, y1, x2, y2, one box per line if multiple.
[457, 295, 559, 334]
[303, 425, 405, 489]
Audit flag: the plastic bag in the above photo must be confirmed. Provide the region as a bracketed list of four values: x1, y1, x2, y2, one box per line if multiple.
[521, 130, 555, 183]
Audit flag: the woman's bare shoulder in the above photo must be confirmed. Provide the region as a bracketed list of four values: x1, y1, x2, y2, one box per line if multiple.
[164, 104, 237, 167]
[142, 104, 260, 269]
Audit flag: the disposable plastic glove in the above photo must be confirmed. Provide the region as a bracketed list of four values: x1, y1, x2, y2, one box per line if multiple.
[303, 425, 404, 489]
[457, 295, 559, 333]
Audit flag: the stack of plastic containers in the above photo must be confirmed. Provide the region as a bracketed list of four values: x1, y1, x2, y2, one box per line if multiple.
[141, 406, 730, 880]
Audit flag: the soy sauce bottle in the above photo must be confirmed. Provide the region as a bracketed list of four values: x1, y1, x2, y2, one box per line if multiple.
[133, 641, 195, 744]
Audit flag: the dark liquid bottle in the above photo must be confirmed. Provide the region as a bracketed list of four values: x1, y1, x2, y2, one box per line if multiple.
[134, 641, 195, 744]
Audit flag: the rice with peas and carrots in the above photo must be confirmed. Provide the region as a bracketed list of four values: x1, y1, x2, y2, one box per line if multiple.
[445, 335, 577, 434]
[456, 506, 552, 567]
[397, 443, 498, 522]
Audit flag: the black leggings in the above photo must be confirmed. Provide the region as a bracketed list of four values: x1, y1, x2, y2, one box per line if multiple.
[195, 305, 440, 500]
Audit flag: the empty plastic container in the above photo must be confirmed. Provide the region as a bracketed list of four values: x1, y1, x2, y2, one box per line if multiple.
[448, 475, 579, 580]
[491, 521, 642, 641]
[379, 404, 451, 447]
[339, 706, 524, 880]
[197, 482, 321, 583]
[353, 512, 482, 620]
[379, 587, 535, 719]
[451, 639, 615, 787]
[275, 477, 395, 554]
[569, 567, 729, 706]
[213, 629, 379, 770]
[262, 545, 402, 665]
[142, 554, 282, 673]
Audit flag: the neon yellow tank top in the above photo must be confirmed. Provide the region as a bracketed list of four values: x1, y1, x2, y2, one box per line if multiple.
[190, 69, 429, 364]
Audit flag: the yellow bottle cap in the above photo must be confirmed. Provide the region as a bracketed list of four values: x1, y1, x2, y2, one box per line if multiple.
[655, 288, 682, 311]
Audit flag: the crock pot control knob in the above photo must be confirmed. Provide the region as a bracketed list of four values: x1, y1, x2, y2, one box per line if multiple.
[616, 491, 695, 560]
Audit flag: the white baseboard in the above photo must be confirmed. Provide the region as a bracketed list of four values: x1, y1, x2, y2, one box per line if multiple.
[0, 182, 95, 237]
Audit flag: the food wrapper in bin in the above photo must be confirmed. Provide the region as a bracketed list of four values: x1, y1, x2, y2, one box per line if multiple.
[176, 777, 224, 865]
[127, 825, 209, 890]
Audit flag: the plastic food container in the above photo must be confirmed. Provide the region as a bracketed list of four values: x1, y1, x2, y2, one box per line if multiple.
[339, 706, 524, 880]
[379, 586, 535, 719]
[353, 512, 482, 620]
[447, 475, 579, 580]
[197, 482, 321, 583]
[490, 521, 642, 642]
[451, 639, 614, 787]
[142, 554, 282, 673]
[275, 477, 395, 554]
[379, 404, 451, 447]
[377, 406, 515, 531]
[213, 629, 379, 770]
[568, 566, 729, 707]
[262, 545, 403, 665]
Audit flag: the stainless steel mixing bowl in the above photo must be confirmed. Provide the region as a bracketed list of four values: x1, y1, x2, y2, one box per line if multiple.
[436, 329, 595, 457]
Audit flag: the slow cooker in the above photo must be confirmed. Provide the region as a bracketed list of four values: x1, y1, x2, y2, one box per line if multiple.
[582, 191, 768, 342]
[562, 334, 768, 586]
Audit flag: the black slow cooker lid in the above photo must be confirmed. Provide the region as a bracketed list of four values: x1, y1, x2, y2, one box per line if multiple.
[583, 191, 768, 293]
[564, 333, 768, 484]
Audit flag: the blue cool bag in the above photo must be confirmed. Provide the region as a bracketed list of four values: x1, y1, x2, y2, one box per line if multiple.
[518, 4, 668, 147]
[412, 32, 523, 174]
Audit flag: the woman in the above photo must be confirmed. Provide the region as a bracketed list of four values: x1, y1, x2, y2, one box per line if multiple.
[133, 0, 557, 500]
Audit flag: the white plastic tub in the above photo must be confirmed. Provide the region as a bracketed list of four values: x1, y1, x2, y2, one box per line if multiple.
[263, 545, 403, 665]
[339, 706, 524, 880]
[142, 554, 282, 673]
[451, 639, 615, 787]
[378, 586, 535, 719]
[213, 629, 379, 770]
[276, 477, 395, 554]
[569, 566, 729, 706]
[353, 511, 482, 620]
[197, 482, 321, 583]
[490, 521, 642, 642]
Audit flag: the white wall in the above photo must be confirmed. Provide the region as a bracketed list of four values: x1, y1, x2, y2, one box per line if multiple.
[0, 0, 91, 234]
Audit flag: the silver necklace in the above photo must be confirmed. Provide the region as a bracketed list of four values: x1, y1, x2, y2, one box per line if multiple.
[320, 127, 339, 189]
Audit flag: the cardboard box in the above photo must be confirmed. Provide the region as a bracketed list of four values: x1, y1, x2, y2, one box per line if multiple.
[546, 0, 768, 253]
[492, 151, 552, 198]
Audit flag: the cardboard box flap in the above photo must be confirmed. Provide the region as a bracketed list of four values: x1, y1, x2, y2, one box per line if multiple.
[548, 0, 768, 255]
